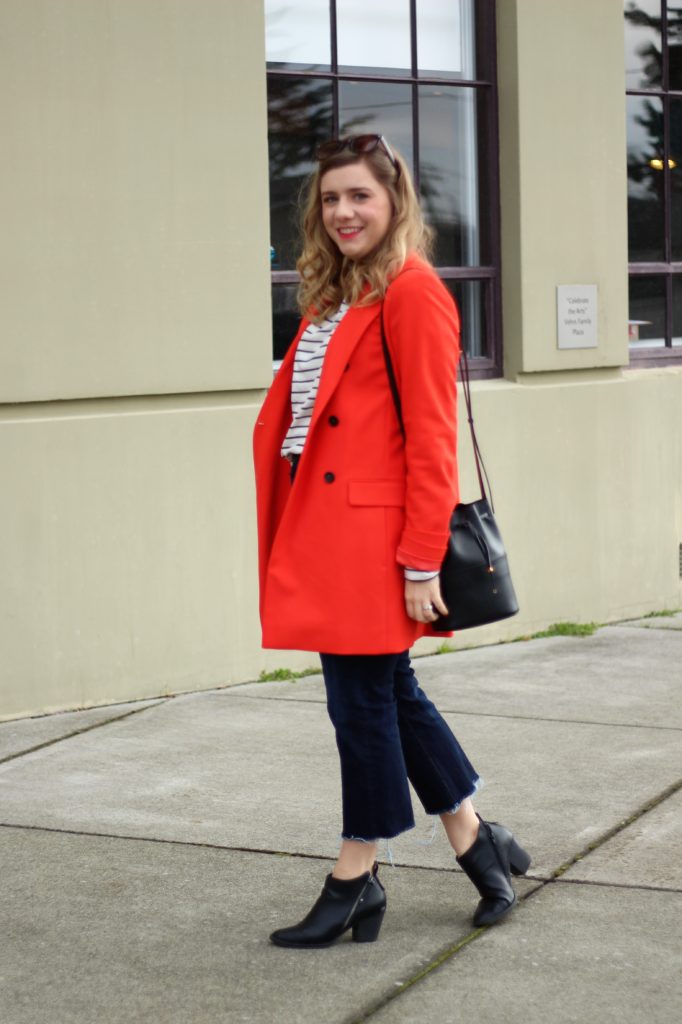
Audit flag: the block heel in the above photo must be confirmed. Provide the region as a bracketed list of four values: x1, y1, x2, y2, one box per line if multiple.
[352, 906, 385, 943]
[508, 837, 531, 876]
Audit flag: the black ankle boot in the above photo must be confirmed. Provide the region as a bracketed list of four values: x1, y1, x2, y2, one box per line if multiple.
[269, 862, 387, 948]
[456, 815, 531, 927]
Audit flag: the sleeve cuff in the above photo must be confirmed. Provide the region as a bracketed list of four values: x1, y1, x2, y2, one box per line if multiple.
[404, 568, 440, 582]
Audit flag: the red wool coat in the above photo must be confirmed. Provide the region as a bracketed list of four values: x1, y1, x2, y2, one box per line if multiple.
[253, 254, 461, 654]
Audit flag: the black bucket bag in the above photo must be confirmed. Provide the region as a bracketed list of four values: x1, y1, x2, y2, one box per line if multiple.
[380, 305, 519, 632]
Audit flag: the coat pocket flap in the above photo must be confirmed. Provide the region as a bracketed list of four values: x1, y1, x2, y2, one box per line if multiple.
[348, 480, 406, 507]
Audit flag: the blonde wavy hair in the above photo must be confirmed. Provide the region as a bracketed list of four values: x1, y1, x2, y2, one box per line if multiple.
[296, 140, 434, 322]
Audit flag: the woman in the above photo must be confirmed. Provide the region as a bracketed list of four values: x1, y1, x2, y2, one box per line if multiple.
[254, 134, 530, 948]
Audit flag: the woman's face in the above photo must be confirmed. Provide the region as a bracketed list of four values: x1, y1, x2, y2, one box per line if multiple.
[320, 161, 393, 260]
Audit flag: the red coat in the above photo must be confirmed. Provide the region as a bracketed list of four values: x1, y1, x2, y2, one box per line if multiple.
[253, 254, 461, 654]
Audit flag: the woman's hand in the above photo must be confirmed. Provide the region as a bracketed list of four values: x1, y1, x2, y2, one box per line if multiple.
[405, 577, 448, 623]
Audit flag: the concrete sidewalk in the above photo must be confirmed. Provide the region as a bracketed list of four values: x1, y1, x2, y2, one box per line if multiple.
[1, 617, 681, 1024]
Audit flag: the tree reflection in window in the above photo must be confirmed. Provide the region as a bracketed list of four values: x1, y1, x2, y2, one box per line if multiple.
[267, 77, 332, 271]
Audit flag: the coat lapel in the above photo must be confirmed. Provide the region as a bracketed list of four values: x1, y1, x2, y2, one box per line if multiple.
[254, 318, 306, 443]
[306, 300, 381, 438]
[256, 297, 382, 460]
[305, 256, 424, 435]
[259, 255, 425, 450]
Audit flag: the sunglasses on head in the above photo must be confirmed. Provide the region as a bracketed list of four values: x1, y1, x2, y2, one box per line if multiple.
[315, 134, 399, 171]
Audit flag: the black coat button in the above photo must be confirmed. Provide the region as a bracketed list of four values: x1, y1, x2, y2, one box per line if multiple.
[324, 472, 335, 483]
[328, 415, 339, 427]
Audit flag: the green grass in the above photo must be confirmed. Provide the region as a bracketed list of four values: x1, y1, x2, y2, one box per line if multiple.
[434, 641, 456, 655]
[257, 666, 321, 683]
[641, 608, 680, 619]
[431, 621, 600, 652]
[512, 621, 600, 641]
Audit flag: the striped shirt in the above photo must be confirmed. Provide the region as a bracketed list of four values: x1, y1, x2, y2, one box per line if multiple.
[281, 303, 349, 458]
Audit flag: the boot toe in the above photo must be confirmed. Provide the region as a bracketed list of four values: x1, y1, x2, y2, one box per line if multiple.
[269, 923, 338, 948]
[473, 892, 516, 927]
[269, 927, 294, 946]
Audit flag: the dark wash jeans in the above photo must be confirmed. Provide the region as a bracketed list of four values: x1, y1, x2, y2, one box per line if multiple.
[319, 651, 480, 842]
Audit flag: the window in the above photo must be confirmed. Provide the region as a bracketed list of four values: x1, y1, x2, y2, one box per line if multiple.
[265, 0, 502, 376]
[625, 1, 682, 361]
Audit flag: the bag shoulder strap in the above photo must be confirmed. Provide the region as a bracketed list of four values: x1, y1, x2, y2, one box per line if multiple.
[379, 299, 493, 508]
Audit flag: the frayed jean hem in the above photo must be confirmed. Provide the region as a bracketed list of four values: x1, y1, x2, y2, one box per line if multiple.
[435, 775, 484, 817]
[337, 778, 483, 847]
[415, 777, 484, 848]
[339, 820, 416, 845]
[338, 822, 416, 867]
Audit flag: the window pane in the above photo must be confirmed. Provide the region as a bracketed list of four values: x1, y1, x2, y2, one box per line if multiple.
[267, 76, 333, 270]
[443, 279, 487, 359]
[628, 276, 666, 348]
[667, 2, 682, 89]
[626, 95, 665, 261]
[671, 275, 682, 344]
[624, 0, 662, 90]
[338, 81, 414, 174]
[337, 0, 411, 75]
[417, 0, 476, 79]
[272, 285, 301, 362]
[265, 0, 330, 70]
[419, 86, 489, 266]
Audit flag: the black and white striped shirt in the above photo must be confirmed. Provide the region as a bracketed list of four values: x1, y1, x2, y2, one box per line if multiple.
[281, 303, 349, 458]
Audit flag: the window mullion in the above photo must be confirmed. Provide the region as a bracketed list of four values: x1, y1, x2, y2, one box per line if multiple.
[662, 0, 669, 92]
[662, 1, 673, 344]
[409, 0, 419, 189]
[664, 97, 671, 264]
[330, 0, 338, 74]
[664, 95, 672, 345]
[487, 0, 503, 368]
[330, 0, 339, 136]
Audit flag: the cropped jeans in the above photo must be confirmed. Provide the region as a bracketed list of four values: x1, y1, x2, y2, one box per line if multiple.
[319, 651, 481, 842]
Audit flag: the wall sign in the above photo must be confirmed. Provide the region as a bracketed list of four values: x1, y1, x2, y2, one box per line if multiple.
[557, 285, 598, 349]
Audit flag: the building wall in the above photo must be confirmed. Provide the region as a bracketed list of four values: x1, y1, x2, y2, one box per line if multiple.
[0, 0, 274, 718]
[1, 0, 680, 719]
[486, 0, 682, 640]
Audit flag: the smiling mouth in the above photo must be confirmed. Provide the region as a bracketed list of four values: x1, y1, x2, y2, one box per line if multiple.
[338, 227, 363, 237]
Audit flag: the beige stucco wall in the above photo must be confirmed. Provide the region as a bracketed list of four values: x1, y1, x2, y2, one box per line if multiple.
[496, 0, 630, 378]
[439, 368, 682, 652]
[1, 0, 680, 719]
[1, 394, 264, 717]
[0, 0, 272, 400]
[0, 0, 274, 719]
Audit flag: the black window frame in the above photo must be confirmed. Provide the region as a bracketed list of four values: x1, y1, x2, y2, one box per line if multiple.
[266, 0, 503, 379]
[626, 0, 682, 365]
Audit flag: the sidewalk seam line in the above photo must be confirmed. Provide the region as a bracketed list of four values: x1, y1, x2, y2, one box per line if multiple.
[549, 777, 682, 881]
[0, 823, 345, 859]
[345, 928, 488, 1024]
[0, 701, 170, 766]
[212, 693, 682, 731]
[551, 877, 682, 894]
[3, 823, 679, 898]
[345, 775, 682, 1024]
